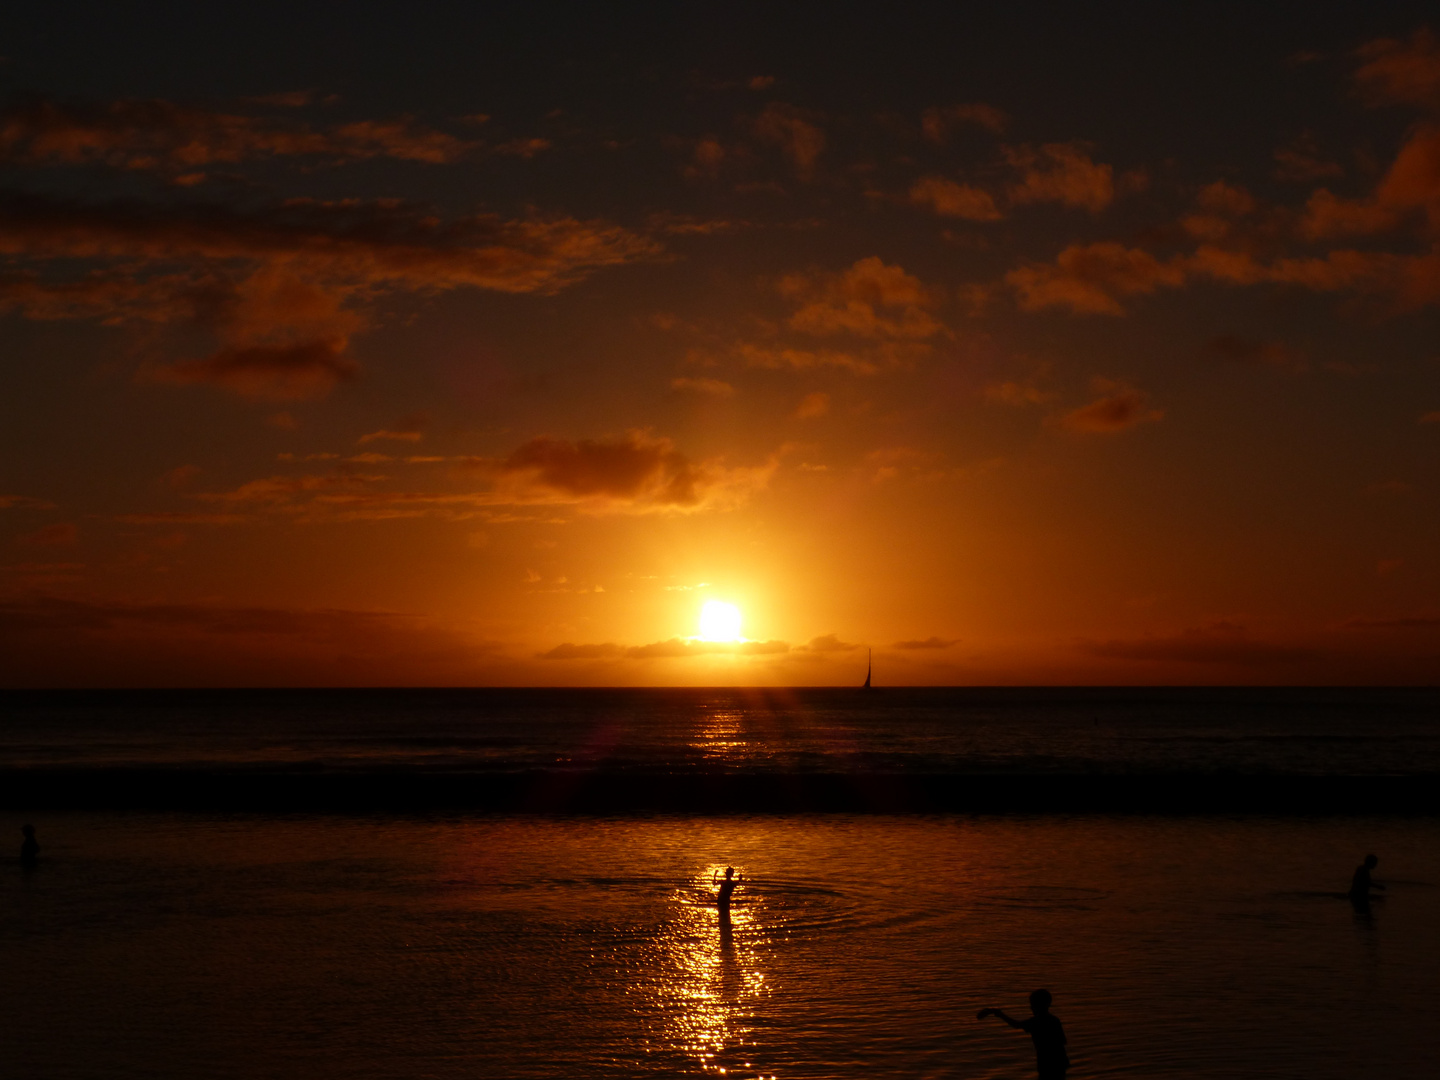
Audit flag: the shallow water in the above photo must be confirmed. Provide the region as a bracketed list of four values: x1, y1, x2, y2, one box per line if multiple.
[5, 813, 1438, 1078]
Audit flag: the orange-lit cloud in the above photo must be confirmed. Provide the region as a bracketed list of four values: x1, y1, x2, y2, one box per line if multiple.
[794, 391, 830, 418]
[894, 636, 957, 649]
[151, 338, 358, 400]
[1006, 143, 1116, 213]
[1007, 242, 1184, 314]
[0, 495, 57, 510]
[671, 376, 735, 396]
[0, 95, 474, 172]
[783, 257, 943, 339]
[908, 176, 1002, 220]
[801, 633, 859, 652]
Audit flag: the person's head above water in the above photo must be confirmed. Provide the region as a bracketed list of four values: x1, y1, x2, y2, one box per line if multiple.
[1364, 854, 1378, 869]
[724, 866, 735, 879]
[1029, 989, 1053, 1014]
[21, 824, 34, 838]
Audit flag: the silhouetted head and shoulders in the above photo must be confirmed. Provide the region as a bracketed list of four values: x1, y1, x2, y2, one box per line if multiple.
[19, 824, 39, 868]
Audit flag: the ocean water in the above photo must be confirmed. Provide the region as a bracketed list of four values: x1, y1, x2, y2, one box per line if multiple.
[3, 687, 1439, 775]
[5, 813, 1439, 1079]
[4, 689, 1439, 1077]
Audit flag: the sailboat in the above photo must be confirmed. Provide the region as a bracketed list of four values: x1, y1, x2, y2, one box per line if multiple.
[861, 647, 871, 690]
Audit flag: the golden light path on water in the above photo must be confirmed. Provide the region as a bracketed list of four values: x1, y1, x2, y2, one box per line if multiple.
[653, 868, 772, 1078]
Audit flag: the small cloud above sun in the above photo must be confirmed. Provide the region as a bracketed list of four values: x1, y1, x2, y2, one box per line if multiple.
[698, 600, 744, 642]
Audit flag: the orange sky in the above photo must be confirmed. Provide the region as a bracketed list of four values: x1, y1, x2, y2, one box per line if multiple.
[2, 6, 1439, 685]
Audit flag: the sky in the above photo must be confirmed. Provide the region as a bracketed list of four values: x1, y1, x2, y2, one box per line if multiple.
[2, 2, 1439, 686]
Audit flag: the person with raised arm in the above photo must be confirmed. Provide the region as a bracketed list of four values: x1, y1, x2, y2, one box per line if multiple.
[977, 988, 1069, 1080]
[713, 866, 743, 917]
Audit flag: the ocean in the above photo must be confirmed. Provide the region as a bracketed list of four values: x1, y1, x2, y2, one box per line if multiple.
[4, 688, 1439, 1078]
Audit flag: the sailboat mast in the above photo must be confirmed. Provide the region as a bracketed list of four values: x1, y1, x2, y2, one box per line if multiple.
[862, 647, 872, 689]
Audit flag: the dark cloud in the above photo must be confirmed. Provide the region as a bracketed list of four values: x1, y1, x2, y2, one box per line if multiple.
[1206, 335, 1307, 371]
[152, 338, 358, 401]
[0, 188, 658, 398]
[1007, 242, 1185, 314]
[1057, 381, 1163, 433]
[1083, 623, 1318, 666]
[894, 636, 957, 649]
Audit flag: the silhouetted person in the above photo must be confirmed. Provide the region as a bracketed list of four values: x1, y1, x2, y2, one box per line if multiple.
[978, 989, 1069, 1080]
[1349, 853, 1384, 912]
[713, 866, 742, 917]
[19, 824, 39, 869]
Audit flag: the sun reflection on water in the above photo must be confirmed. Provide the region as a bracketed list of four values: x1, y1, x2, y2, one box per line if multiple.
[696, 710, 748, 762]
[647, 867, 774, 1077]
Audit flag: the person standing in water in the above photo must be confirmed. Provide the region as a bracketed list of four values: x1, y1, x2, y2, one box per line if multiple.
[978, 989, 1069, 1080]
[1349, 853, 1384, 912]
[19, 824, 39, 868]
[713, 866, 743, 917]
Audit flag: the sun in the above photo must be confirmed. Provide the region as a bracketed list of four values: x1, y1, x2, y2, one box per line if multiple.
[698, 601, 743, 642]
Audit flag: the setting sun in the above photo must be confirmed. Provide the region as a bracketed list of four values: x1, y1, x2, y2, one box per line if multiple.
[698, 601, 743, 642]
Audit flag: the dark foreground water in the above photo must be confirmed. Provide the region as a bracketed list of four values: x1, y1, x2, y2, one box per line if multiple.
[5, 814, 1439, 1079]
[4, 689, 1439, 1076]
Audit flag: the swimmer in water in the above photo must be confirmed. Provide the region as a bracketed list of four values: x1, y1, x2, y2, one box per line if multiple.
[1349, 853, 1384, 912]
[713, 866, 743, 914]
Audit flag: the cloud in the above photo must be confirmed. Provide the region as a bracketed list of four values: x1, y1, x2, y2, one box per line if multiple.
[17, 522, 78, 547]
[0, 495, 56, 510]
[908, 176, 1002, 221]
[1299, 125, 1440, 238]
[0, 189, 658, 397]
[494, 430, 776, 513]
[151, 338, 358, 400]
[802, 633, 859, 652]
[0, 94, 475, 172]
[1422, 410, 1440, 423]
[358, 415, 428, 443]
[624, 637, 789, 658]
[1205, 335, 1306, 371]
[921, 103, 1008, 141]
[671, 376, 735, 396]
[112, 512, 248, 525]
[894, 636, 957, 649]
[1057, 380, 1163, 433]
[784, 257, 943, 339]
[1273, 134, 1343, 183]
[1006, 143, 1115, 213]
[539, 642, 623, 660]
[753, 103, 825, 178]
[495, 137, 551, 158]
[1007, 242, 1185, 314]
[985, 378, 1054, 406]
[1355, 28, 1440, 111]
[1082, 623, 1318, 665]
[794, 391, 830, 418]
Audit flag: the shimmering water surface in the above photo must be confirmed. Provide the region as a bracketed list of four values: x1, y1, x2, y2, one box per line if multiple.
[6, 814, 1439, 1078]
